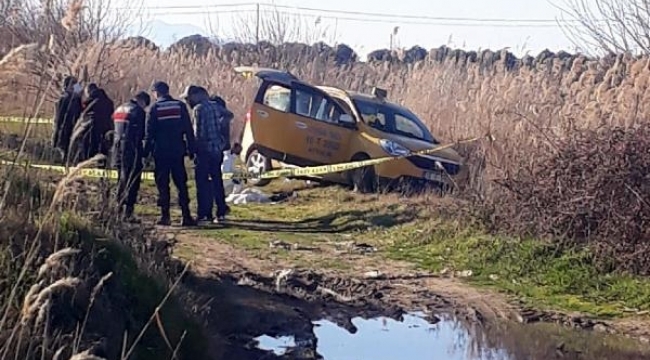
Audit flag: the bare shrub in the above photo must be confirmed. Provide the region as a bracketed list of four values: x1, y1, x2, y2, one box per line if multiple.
[487, 126, 650, 274]
[0, 0, 203, 358]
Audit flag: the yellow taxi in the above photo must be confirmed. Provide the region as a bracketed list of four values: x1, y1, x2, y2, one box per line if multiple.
[234, 66, 467, 193]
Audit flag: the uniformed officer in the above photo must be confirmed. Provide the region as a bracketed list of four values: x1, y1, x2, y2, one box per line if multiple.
[111, 91, 150, 222]
[143, 81, 197, 226]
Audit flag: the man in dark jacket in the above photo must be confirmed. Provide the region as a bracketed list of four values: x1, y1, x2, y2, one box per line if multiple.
[69, 83, 115, 164]
[143, 81, 197, 227]
[112, 91, 151, 222]
[84, 83, 115, 157]
[52, 75, 82, 161]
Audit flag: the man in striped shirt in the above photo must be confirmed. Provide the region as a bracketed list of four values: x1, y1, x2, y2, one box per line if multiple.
[144, 81, 197, 227]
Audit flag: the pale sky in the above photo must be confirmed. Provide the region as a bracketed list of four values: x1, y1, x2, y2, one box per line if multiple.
[122, 0, 581, 58]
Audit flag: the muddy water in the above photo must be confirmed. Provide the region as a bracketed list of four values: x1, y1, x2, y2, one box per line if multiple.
[254, 312, 650, 360]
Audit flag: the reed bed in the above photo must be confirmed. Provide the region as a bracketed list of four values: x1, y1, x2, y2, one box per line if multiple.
[2, 32, 650, 275]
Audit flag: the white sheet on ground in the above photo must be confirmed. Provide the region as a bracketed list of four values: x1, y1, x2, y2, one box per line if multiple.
[222, 151, 272, 204]
[226, 187, 272, 204]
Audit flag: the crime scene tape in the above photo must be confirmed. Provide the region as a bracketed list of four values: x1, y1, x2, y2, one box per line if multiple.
[0, 117, 52, 124]
[0, 135, 487, 181]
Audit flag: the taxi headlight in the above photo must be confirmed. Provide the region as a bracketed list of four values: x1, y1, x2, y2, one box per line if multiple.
[379, 139, 411, 157]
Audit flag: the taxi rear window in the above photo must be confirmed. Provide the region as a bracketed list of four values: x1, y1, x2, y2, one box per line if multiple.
[262, 84, 291, 112]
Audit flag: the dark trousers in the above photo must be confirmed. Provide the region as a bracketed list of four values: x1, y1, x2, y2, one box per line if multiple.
[194, 151, 228, 218]
[154, 155, 190, 211]
[116, 155, 143, 208]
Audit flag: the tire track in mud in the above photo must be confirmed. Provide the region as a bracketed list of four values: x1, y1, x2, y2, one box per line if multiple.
[170, 228, 507, 322]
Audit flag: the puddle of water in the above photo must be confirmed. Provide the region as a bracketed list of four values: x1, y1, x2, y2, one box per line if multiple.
[255, 335, 296, 356]
[312, 312, 508, 360]
[253, 311, 650, 360]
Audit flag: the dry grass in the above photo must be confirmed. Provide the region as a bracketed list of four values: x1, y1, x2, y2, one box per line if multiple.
[0, 165, 200, 359]
[4, 41, 650, 271]
[5, 41, 647, 268]
[0, 3, 206, 357]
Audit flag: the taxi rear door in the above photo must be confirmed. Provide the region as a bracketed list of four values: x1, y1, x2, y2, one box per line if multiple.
[235, 66, 306, 162]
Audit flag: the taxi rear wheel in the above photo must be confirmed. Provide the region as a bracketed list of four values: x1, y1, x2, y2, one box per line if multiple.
[349, 153, 377, 194]
[246, 148, 271, 187]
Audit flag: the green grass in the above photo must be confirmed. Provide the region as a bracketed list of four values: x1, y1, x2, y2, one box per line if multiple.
[178, 181, 650, 318]
[381, 220, 650, 317]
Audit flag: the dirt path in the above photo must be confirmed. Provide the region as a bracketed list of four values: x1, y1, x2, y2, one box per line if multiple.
[169, 226, 517, 324]
[132, 179, 650, 346]
[149, 219, 650, 360]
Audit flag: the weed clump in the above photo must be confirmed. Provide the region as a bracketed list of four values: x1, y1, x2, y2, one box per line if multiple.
[487, 126, 650, 274]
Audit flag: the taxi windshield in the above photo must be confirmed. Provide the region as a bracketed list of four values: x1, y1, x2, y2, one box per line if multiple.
[352, 98, 437, 143]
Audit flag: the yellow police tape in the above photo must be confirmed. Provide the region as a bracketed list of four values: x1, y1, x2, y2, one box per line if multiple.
[0, 116, 52, 124]
[0, 135, 487, 181]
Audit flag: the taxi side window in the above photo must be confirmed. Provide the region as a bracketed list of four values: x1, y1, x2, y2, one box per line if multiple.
[367, 113, 387, 130]
[395, 113, 425, 139]
[262, 84, 291, 112]
[294, 88, 343, 124]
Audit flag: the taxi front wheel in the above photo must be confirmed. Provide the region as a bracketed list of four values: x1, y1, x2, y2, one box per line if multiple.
[246, 148, 272, 186]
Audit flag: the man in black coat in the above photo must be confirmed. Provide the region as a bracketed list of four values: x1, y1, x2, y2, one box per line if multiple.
[69, 83, 115, 164]
[111, 91, 151, 221]
[85, 83, 115, 157]
[143, 81, 197, 227]
[52, 76, 82, 161]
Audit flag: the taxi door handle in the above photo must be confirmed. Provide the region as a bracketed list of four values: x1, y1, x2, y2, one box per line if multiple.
[295, 121, 307, 129]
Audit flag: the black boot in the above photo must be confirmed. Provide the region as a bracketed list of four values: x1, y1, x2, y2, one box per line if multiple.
[123, 205, 140, 223]
[180, 206, 197, 227]
[157, 208, 171, 226]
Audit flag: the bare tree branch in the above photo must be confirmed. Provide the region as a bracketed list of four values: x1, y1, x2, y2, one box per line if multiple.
[0, 0, 145, 106]
[228, 4, 331, 45]
[555, 0, 650, 55]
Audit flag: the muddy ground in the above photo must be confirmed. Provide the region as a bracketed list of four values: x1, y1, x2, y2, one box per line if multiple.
[135, 220, 650, 360]
[3, 131, 650, 358]
[122, 185, 650, 360]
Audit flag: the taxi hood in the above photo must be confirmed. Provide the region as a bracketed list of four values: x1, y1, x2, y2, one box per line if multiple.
[396, 136, 463, 164]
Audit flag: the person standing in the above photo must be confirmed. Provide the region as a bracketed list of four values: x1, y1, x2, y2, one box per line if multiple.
[52, 75, 82, 162]
[210, 94, 237, 207]
[182, 86, 232, 224]
[68, 83, 115, 164]
[144, 81, 197, 227]
[111, 91, 150, 222]
[84, 83, 115, 158]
